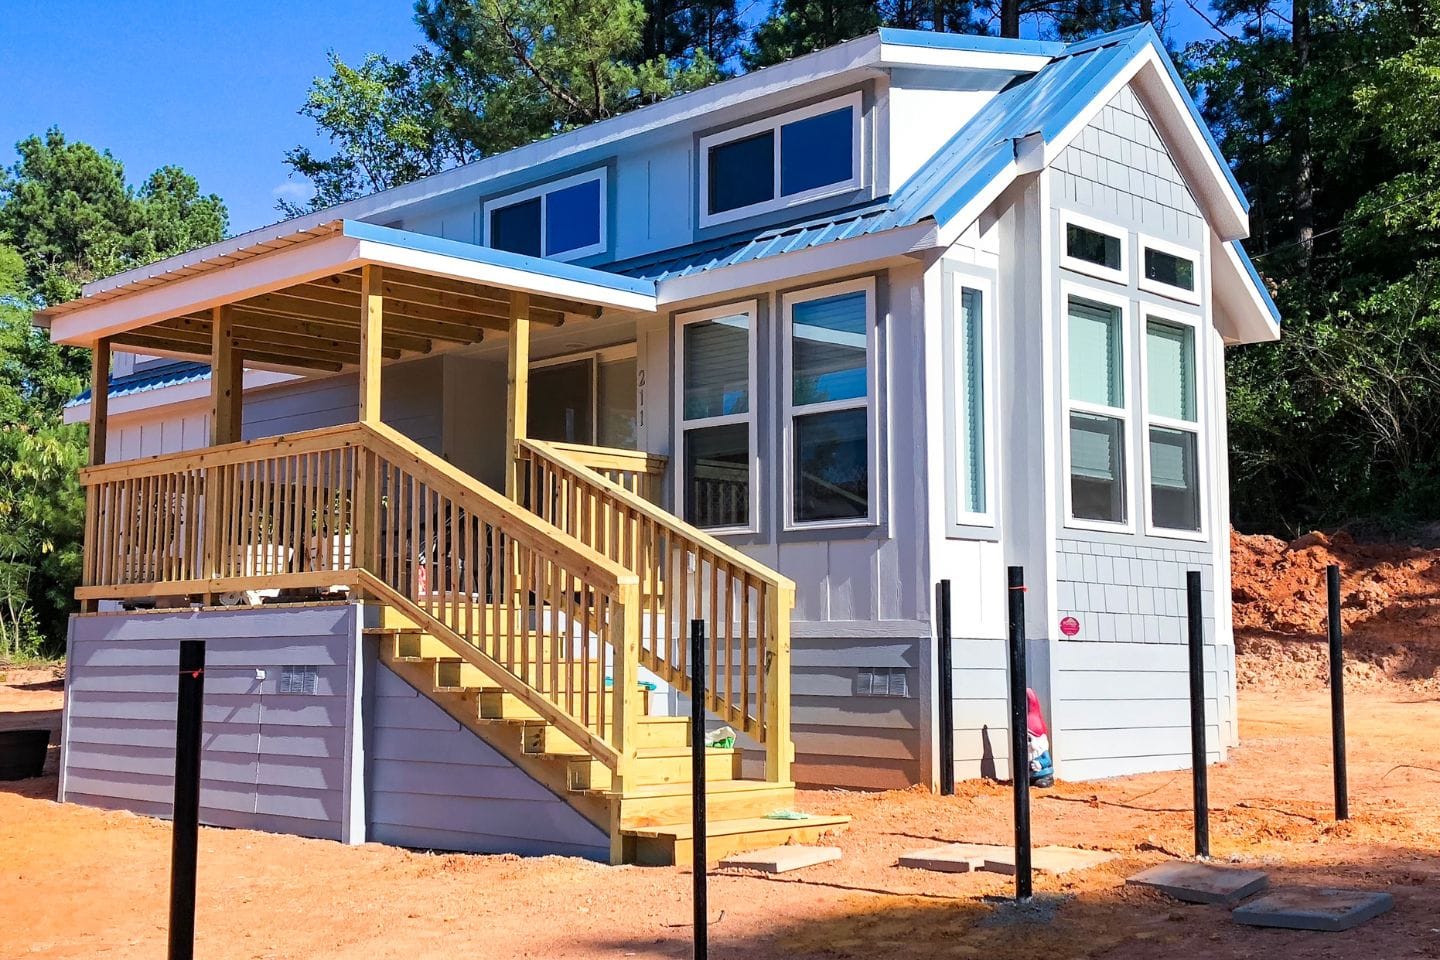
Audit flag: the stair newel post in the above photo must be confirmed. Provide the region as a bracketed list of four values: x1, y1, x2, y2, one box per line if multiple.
[764, 582, 795, 785]
[609, 579, 644, 798]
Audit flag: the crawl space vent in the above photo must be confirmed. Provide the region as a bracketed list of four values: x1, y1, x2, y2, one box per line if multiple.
[279, 666, 319, 695]
[856, 666, 909, 698]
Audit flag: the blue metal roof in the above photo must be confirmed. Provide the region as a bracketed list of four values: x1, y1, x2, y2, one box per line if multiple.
[68, 360, 211, 407]
[1231, 240, 1282, 326]
[878, 27, 1064, 58]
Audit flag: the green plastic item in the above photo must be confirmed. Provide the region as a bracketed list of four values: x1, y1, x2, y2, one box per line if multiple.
[704, 725, 737, 749]
[763, 810, 812, 821]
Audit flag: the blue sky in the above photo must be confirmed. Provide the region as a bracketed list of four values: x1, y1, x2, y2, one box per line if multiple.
[2, 1, 1220, 237]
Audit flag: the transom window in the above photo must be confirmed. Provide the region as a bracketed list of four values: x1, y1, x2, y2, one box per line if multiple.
[1139, 235, 1202, 304]
[676, 301, 757, 531]
[484, 169, 607, 261]
[1144, 317, 1202, 533]
[1060, 212, 1128, 285]
[783, 278, 877, 528]
[700, 92, 862, 228]
[1065, 293, 1129, 527]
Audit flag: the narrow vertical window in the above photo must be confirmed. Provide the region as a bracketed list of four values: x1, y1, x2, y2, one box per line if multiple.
[785, 280, 875, 526]
[1066, 295, 1128, 525]
[957, 286, 987, 516]
[677, 302, 756, 530]
[1145, 317, 1202, 532]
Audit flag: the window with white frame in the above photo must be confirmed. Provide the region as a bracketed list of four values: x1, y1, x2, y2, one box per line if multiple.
[946, 273, 994, 527]
[676, 301, 757, 531]
[700, 92, 862, 227]
[1139, 234, 1201, 304]
[484, 169, 607, 261]
[1144, 316, 1202, 532]
[1066, 293, 1129, 526]
[1060, 212, 1128, 286]
[783, 278, 876, 527]
[528, 346, 638, 448]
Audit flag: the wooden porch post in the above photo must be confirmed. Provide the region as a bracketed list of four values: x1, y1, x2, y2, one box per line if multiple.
[210, 306, 242, 445]
[88, 337, 111, 467]
[359, 265, 384, 424]
[505, 291, 531, 500]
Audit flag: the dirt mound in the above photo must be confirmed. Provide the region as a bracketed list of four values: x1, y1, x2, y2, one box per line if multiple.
[1231, 529, 1440, 691]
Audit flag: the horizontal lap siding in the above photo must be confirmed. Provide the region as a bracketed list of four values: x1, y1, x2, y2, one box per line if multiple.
[366, 665, 608, 860]
[61, 605, 359, 842]
[948, 639, 1012, 781]
[787, 633, 924, 790]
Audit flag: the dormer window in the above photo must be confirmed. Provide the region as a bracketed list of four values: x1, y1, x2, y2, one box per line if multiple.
[484, 169, 607, 261]
[700, 91, 863, 228]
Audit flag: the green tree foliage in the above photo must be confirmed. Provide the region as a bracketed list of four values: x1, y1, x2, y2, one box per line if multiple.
[1190, 0, 1440, 531]
[280, 0, 727, 212]
[0, 131, 227, 656]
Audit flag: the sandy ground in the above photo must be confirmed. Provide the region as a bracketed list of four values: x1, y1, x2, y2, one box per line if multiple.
[3, 672, 1438, 959]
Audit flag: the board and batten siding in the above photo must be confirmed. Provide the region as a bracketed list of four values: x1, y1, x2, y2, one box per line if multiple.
[60, 605, 365, 842]
[366, 663, 609, 859]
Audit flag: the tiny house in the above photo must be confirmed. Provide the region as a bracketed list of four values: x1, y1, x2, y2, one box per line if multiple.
[45, 25, 1279, 862]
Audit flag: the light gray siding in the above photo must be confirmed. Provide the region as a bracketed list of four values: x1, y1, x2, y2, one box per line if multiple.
[60, 605, 363, 842]
[366, 663, 608, 859]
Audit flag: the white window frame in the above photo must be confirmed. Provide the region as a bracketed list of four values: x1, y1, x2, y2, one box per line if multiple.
[943, 268, 998, 532]
[1059, 210, 1129, 287]
[673, 300, 760, 534]
[529, 343, 639, 448]
[1060, 280, 1136, 534]
[1137, 233, 1203, 305]
[1139, 307, 1208, 540]
[698, 91, 864, 229]
[781, 276, 880, 531]
[482, 168, 609, 262]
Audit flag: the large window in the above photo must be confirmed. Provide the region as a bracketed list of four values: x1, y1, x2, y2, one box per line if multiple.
[1060, 212, 1128, 286]
[945, 272, 995, 530]
[528, 346, 638, 448]
[484, 169, 607, 261]
[700, 92, 862, 227]
[1065, 292, 1130, 527]
[1139, 234, 1202, 304]
[783, 278, 876, 528]
[676, 301, 757, 531]
[1144, 317, 1202, 533]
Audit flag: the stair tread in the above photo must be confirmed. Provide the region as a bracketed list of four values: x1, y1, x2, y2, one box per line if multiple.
[623, 814, 851, 841]
[591, 779, 794, 800]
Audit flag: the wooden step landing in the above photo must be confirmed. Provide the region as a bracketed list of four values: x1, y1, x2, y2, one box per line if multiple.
[623, 814, 852, 867]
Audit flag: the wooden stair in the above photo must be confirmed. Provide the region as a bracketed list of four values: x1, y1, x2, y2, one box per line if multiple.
[369, 623, 848, 865]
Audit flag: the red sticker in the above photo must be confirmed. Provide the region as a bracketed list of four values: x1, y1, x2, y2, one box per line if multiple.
[1059, 616, 1081, 637]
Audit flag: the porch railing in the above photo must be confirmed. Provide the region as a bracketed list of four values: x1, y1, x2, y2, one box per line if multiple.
[78, 423, 645, 784]
[517, 437, 794, 783]
[542, 442, 668, 504]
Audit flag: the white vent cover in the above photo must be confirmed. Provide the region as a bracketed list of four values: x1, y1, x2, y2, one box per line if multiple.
[856, 666, 909, 698]
[279, 666, 319, 695]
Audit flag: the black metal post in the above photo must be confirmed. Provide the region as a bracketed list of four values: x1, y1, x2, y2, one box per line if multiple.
[938, 580, 956, 797]
[1186, 571, 1210, 859]
[1327, 564, 1349, 821]
[1006, 566, 1031, 901]
[690, 619, 708, 960]
[169, 640, 206, 960]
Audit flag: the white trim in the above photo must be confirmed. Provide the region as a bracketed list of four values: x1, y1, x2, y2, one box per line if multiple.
[699, 91, 865, 229]
[1138, 308, 1208, 540]
[1211, 234, 1281, 344]
[1137, 232, 1203, 305]
[1058, 210, 1129, 287]
[482, 168, 608, 262]
[943, 269, 998, 531]
[1059, 280, 1135, 534]
[674, 299, 760, 534]
[780, 276, 880, 531]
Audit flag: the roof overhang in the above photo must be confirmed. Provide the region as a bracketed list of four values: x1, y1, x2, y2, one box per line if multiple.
[1212, 236, 1282, 344]
[42, 220, 658, 353]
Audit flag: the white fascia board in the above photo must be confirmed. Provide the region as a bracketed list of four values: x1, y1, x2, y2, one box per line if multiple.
[82, 39, 887, 300]
[878, 41, 1052, 73]
[1211, 234, 1281, 344]
[50, 234, 365, 345]
[1040, 46, 1249, 241]
[935, 158, 1028, 247]
[654, 222, 937, 307]
[63, 369, 298, 424]
[352, 239, 657, 313]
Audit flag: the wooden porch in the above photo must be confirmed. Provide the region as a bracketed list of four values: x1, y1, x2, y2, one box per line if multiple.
[53, 222, 826, 863]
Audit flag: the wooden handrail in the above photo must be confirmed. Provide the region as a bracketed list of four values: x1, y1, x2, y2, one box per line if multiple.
[517, 437, 794, 784]
[542, 442, 668, 504]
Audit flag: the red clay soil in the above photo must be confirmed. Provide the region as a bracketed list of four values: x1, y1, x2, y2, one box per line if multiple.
[1232, 529, 1440, 691]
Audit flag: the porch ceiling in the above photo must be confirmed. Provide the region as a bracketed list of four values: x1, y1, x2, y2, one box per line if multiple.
[40, 220, 659, 373]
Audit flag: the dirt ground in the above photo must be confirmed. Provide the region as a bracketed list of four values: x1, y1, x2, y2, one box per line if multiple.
[3, 533, 1439, 959]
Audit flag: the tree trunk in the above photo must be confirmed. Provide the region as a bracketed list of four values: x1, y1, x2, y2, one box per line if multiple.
[1293, 0, 1314, 264]
[1140, 0, 1154, 21]
[1002, 0, 1020, 36]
